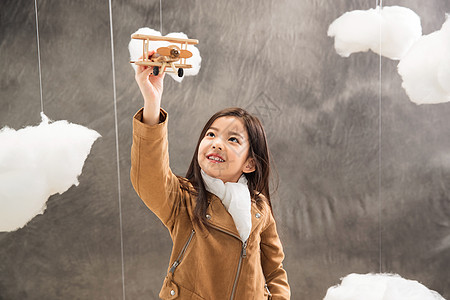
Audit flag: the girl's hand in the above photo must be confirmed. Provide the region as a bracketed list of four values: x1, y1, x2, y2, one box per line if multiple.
[135, 50, 166, 125]
[135, 50, 165, 105]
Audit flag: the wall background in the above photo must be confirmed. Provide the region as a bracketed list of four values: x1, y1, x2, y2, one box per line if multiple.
[1, 0, 449, 299]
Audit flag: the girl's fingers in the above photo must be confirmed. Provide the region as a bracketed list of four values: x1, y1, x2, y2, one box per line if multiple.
[137, 50, 156, 61]
[150, 71, 165, 83]
[136, 67, 152, 81]
[143, 67, 153, 77]
[147, 50, 156, 59]
[135, 50, 157, 74]
[135, 66, 149, 77]
[136, 65, 146, 74]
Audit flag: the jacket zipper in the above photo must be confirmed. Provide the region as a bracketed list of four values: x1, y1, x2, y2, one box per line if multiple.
[169, 229, 195, 274]
[209, 224, 248, 300]
[230, 240, 248, 300]
[265, 283, 272, 299]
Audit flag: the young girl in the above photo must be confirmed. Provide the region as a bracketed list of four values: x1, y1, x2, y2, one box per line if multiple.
[131, 50, 290, 300]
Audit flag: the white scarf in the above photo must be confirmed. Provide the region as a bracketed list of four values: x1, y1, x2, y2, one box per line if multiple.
[200, 169, 252, 242]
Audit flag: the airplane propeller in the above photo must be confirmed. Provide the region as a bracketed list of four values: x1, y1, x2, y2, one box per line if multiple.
[157, 45, 193, 59]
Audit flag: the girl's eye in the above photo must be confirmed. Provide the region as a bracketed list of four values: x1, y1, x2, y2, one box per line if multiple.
[206, 132, 215, 138]
[229, 137, 239, 143]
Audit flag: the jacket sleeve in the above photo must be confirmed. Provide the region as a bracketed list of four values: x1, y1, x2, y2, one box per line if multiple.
[130, 107, 183, 230]
[260, 211, 291, 299]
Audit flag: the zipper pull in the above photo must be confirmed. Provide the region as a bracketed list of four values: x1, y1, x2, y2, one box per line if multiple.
[169, 260, 180, 273]
[241, 241, 248, 258]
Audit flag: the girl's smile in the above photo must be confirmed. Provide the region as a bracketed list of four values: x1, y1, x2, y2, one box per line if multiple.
[198, 116, 255, 183]
[206, 152, 225, 163]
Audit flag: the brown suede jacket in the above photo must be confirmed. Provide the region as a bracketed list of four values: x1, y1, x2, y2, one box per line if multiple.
[130, 108, 290, 300]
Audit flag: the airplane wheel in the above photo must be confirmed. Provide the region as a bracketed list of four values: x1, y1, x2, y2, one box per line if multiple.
[178, 68, 184, 77]
[153, 66, 159, 76]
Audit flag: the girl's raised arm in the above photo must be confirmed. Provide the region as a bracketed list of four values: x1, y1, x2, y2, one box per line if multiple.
[135, 50, 165, 126]
[131, 52, 183, 230]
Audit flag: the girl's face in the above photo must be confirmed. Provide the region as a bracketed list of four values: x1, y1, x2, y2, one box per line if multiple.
[198, 116, 255, 183]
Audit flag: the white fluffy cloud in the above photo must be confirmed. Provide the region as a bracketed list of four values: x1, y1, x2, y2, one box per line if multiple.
[328, 6, 422, 60]
[397, 16, 450, 104]
[128, 28, 201, 83]
[0, 113, 100, 232]
[324, 273, 445, 300]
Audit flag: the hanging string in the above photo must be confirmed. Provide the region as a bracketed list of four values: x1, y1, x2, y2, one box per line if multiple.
[107, 0, 126, 299]
[377, 0, 383, 274]
[159, 0, 163, 34]
[375, 0, 383, 9]
[34, 0, 44, 113]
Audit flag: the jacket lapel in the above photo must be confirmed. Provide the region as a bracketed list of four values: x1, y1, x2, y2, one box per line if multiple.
[206, 193, 264, 240]
[206, 194, 240, 238]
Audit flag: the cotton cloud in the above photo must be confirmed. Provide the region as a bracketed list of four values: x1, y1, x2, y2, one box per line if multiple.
[324, 273, 445, 300]
[397, 16, 450, 104]
[128, 28, 201, 83]
[328, 6, 422, 60]
[0, 113, 100, 232]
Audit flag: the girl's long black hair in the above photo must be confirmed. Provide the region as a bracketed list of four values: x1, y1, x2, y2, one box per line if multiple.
[179, 107, 275, 228]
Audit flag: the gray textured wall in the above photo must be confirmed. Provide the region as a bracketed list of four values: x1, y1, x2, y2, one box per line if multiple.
[1, 0, 450, 299]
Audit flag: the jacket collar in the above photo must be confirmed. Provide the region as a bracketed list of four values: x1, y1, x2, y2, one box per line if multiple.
[206, 193, 263, 240]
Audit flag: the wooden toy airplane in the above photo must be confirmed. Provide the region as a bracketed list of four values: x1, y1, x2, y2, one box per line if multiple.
[130, 34, 199, 77]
